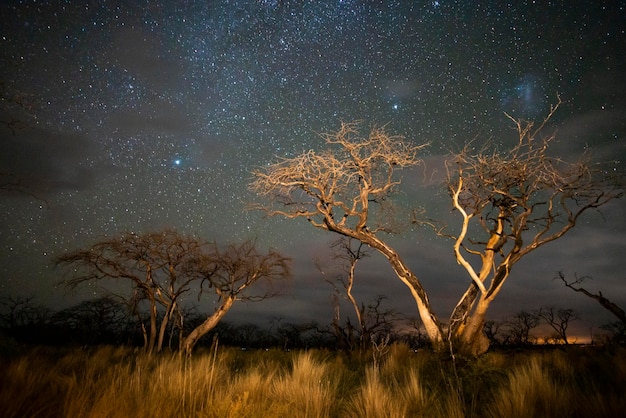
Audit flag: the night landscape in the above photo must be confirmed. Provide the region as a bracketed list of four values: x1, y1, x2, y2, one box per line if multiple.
[1, 1, 625, 417]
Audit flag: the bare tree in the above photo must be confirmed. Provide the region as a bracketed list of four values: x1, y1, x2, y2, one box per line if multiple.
[442, 96, 622, 354]
[0, 295, 51, 330]
[250, 103, 622, 356]
[330, 294, 399, 352]
[181, 240, 290, 354]
[250, 122, 444, 348]
[536, 306, 577, 345]
[56, 229, 290, 354]
[51, 296, 132, 345]
[503, 310, 540, 346]
[599, 322, 626, 345]
[398, 317, 430, 348]
[317, 237, 375, 350]
[483, 320, 506, 346]
[557, 271, 626, 324]
[557, 271, 626, 345]
[56, 229, 210, 353]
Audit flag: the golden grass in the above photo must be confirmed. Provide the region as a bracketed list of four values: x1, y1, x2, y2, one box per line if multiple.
[485, 356, 573, 418]
[0, 343, 624, 418]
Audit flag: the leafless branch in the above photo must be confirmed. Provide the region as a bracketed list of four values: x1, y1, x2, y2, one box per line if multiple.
[556, 271, 626, 324]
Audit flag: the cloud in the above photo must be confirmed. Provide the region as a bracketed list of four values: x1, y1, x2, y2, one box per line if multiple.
[381, 79, 423, 100]
[553, 108, 626, 157]
[0, 125, 104, 195]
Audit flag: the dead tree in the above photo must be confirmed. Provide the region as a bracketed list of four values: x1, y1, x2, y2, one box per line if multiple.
[317, 237, 372, 350]
[536, 306, 577, 344]
[504, 310, 540, 346]
[557, 271, 626, 325]
[56, 229, 211, 353]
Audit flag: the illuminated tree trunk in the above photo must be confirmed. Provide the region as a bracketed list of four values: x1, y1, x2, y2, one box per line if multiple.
[182, 295, 236, 355]
[353, 231, 445, 351]
[457, 298, 491, 356]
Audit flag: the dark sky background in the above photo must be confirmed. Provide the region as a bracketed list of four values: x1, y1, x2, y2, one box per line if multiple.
[1, 1, 625, 341]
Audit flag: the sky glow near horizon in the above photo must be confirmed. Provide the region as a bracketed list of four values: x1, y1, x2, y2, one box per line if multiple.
[1, 1, 625, 340]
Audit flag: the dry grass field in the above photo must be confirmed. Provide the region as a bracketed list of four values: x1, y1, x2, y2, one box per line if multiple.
[0, 342, 624, 417]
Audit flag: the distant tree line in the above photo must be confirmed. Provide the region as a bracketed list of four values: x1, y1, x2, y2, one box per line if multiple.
[0, 292, 408, 351]
[3, 228, 624, 354]
[2, 294, 624, 351]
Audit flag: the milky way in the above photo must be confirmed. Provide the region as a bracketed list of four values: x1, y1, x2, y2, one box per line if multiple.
[1, 1, 625, 331]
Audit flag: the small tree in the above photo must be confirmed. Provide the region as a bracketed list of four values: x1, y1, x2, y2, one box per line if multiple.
[504, 310, 540, 346]
[0, 296, 51, 331]
[317, 237, 397, 351]
[536, 306, 577, 345]
[51, 297, 132, 345]
[181, 240, 290, 354]
[483, 320, 506, 346]
[599, 322, 626, 345]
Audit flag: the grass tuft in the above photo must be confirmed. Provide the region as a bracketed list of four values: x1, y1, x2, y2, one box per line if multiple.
[0, 345, 624, 417]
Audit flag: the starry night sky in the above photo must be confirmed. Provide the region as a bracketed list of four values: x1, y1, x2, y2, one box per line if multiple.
[1, 1, 625, 338]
